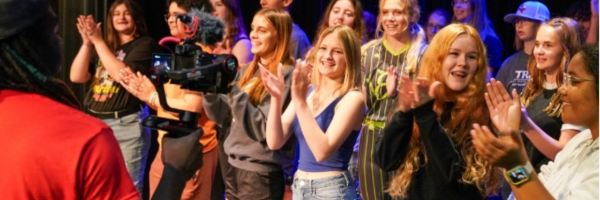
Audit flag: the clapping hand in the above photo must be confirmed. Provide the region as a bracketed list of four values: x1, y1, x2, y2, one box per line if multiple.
[291, 60, 312, 104]
[386, 66, 399, 98]
[260, 63, 285, 101]
[396, 75, 441, 112]
[485, 78, 521, 135]
[83, 15, 103, 45]
[76, 15, 92, 46]
[119, 67, 157, 103]
[471, 124, 528, 170]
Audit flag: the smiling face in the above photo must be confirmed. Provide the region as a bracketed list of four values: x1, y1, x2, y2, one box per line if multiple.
[442, 34, 479, 92]
[167, 2, 187, 39]
[533, 25, 564, 73]
[250, 15, 278, 59]
[328, 0, 356, 27]
[112, 4, 135, 34]
[210, 0, 229, 21]
[316, 33, 347, 81]
[453, 0, 471, 22]
[560, 52, 598, 127]
[380, 0, 411, 38]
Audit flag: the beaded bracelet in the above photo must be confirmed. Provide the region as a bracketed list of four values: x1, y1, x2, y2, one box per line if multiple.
[82, 43, 93, 48]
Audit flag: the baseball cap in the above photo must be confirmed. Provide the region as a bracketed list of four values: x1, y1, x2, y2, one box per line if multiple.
[504, 1, 550, 23]
[0, 0, 49, 40]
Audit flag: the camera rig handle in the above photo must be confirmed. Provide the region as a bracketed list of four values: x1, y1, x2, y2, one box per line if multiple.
[142, 65, 201, 138]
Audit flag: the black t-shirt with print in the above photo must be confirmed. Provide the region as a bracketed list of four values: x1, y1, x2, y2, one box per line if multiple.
[84, 36, 158, 112]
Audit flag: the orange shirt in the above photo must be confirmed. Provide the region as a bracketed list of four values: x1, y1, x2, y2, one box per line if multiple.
[157, 44, 217, 153]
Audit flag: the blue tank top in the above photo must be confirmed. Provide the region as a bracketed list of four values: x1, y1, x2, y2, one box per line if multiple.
[293, 87, 360, 172]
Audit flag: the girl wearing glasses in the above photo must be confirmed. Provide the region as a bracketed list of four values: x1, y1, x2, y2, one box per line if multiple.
[69, 0, 156, 193]
[488, 17, 586, 173]
[210, 0, 253, 68]
[121, 0, 221, 199]
[452, 0, 503, 78]
[471, 44, 599, 200]
[424, 9, 451, 43]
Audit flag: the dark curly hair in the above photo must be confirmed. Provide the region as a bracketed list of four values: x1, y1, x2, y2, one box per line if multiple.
[577, 43, 599, 95]
[167, 0, 214, 13]
[0, 9, 79, 109]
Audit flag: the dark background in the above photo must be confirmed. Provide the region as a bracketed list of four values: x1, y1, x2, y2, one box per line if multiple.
[53, 0, 580, 101]
[51, 0, 580, 198]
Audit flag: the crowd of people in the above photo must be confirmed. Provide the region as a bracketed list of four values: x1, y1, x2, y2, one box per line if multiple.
[0, 0, 598, 199]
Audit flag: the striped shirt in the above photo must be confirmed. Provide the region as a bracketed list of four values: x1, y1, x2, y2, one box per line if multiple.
[362, 40, 409, 122]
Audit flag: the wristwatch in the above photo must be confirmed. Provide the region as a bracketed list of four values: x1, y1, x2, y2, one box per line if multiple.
[505, 161, 534, 186]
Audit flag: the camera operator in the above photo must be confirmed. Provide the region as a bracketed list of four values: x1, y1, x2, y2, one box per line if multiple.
[120, 1, 220, 199]
[0, 0, 204, 199]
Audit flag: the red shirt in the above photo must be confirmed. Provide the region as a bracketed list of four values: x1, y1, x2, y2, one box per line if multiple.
[0, 90, 139, 200]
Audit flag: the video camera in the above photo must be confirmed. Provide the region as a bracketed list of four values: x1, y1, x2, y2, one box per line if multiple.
[142, 10, 236, 138]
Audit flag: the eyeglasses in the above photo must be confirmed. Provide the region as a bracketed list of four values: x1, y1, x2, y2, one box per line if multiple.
[451, 0, 469, 7]
[164, 12, 184, 22]
[563, 72, 595, 89]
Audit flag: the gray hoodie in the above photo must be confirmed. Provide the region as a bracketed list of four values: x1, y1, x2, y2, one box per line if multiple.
[202, 64, 297, 174]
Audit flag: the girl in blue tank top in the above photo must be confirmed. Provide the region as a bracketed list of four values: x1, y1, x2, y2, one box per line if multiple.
[261, 25, 365, 200]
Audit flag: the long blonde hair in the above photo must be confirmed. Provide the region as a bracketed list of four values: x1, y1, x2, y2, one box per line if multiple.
[387, 23, 501, 198]
[520, 17, 584, 116]
[311, 25, 362, 95]
[238, 9, 294, 106]
[363, 0, 426, 75]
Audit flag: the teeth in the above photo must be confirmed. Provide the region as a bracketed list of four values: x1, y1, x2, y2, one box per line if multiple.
[452, 72, 466, 78]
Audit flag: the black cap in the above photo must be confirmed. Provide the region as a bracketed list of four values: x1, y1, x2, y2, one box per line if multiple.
[0, 0, 49, 40]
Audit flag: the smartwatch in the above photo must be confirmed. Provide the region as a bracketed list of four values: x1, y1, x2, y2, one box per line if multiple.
[505, 161, 534, 186]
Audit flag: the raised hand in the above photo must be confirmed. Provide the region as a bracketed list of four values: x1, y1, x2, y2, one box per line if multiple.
[397, 75, 414, 112]
[470, 123, 527, 169]
[485, 78, 521, 133]
[386, 66, 399, 98]
[120, 68, 157, 102]
[84, 15, 103, 44]
[76, 15, 91, 46]
[260, 63, 285, 101]
[412, 77, 440, 108]
[291, 60, 312, 103]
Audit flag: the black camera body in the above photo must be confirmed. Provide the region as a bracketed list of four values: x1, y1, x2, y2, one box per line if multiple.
[143, 37, 238, 138]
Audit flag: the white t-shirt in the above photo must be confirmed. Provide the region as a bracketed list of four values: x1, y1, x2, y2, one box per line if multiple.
[538, 129, 599, 199]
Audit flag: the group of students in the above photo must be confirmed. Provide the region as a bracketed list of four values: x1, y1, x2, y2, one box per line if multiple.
[0, 0, 598, 199]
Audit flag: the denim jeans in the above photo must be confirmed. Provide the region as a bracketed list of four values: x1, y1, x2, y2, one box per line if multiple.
[292, 171, 358, 200]
[101, 110, 151, 194]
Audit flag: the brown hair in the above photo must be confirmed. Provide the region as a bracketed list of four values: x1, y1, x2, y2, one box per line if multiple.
[521, 17, 585, 116]
[217, 0, 248, 49]
[314, 0, 366, 42]
[238, 9, 294, 106]
[105, 0, 148, 51]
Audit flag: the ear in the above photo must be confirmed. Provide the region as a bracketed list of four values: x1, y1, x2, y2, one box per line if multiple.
[283, 0, 293, 8]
